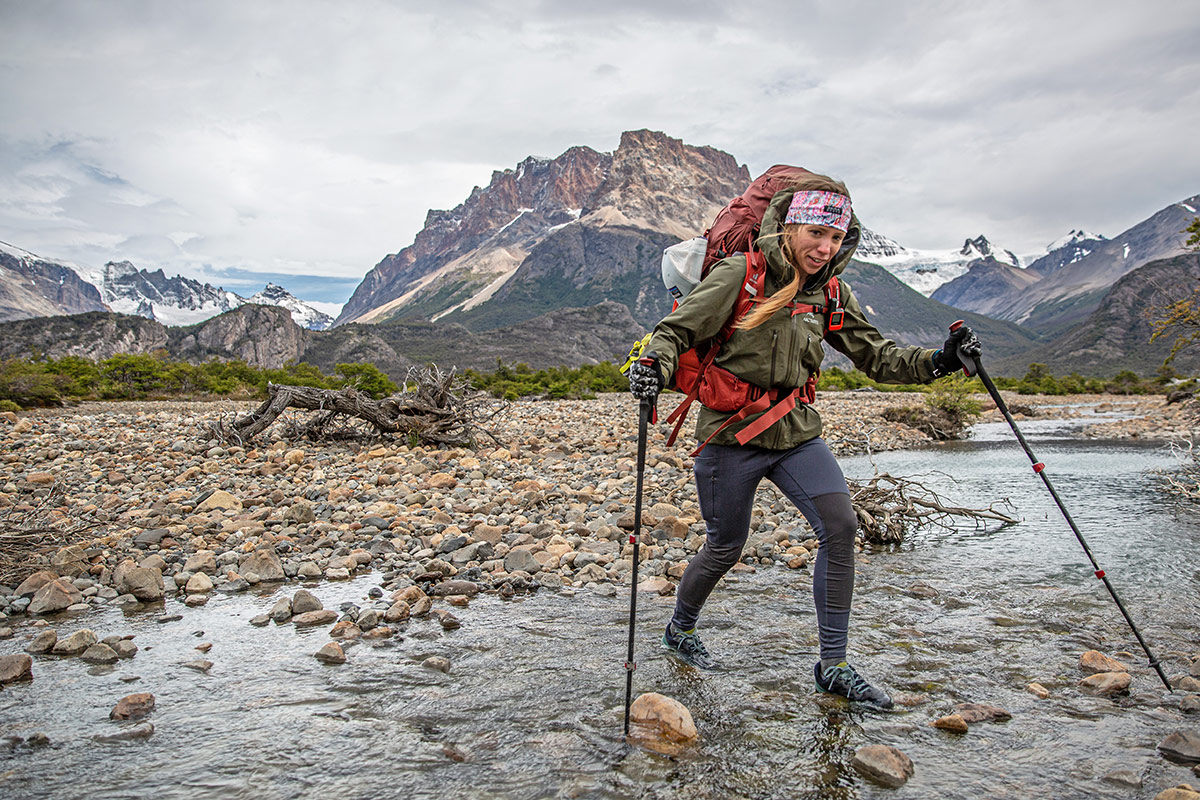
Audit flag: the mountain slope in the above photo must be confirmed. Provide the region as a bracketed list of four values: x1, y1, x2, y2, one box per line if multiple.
[0, 241, 109, 321]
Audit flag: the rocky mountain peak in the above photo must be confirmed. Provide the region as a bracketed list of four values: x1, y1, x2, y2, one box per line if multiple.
[857, 228, 907, 259]
[960, 235, 1020, 267]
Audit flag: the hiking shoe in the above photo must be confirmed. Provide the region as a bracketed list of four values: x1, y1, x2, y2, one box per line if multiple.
[814, 661, 893, 708]
[661, 623, 715, 669]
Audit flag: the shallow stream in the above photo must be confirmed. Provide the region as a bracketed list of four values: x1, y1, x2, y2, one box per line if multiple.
[2, 410, 1198, 799]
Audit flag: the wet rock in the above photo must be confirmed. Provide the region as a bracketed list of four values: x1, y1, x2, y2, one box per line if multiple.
[434, 609, 461, 630]
[293, 610, 338, 626]
[953, 703, 1012, 723]
[114, 640, 138, 659]
[1182, 696, 1200, 714]
[430, 580, 480, 597]
[1027, 683, 1050, 699]
[182, 659, 213, 673]
[28, 578, 83, 614]
[1178, 677, 1200, 693]
[1079, 671, 1131, 696]
[315, 642, 346, 664]
[0, 654, 33, 684]
[1080, 650, 1129, 675]
[15, 570, 59, 598]
[250, 614, 271, 627]
[1102, 770, 1142, 788]
[932, 714, 968, 733]
[325, 567, 352, 581]
[0, 627, 12, 639]
[81, 643, 119, 664]
[94, 722, 154, 743]
[329, 621, 362, 640]
[25, 629, 57, 655]
[268, 597, 293, 623]
[423, 656, 451, 673]
[1159, 730, 1200, 764]
[52, 628, 98, 656]
[384, 600, 410, 623]
[851, 744, 915, 788]
[627, 692, 698, 753]
[905, 581, 939, 599]
[410, 596, 432, 617]
[113, 560, 164, 601]
[239, 549, 285, 582]
[110, 692, 155, 720]
[184, 594, 209, 607]
[1153, 787, 1200, 800]
[356, 609, 380, 631]
[291, 589, 323, 614]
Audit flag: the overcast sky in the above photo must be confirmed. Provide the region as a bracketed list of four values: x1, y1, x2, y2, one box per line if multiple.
[2, 1, 1198, 309]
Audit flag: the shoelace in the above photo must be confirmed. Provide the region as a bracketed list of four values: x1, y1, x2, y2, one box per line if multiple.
[677, 631, 709, 658]
[826, 664, 870, 694]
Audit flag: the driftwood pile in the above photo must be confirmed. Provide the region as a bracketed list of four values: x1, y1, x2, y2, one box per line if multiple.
[849, 472, 1017, 544]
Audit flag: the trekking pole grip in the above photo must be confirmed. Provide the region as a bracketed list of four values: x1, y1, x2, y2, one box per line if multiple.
[949, 320, 979, 378]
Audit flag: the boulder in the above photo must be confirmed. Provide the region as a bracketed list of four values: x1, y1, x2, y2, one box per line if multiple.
[628, 692, 698, 753]
[51, 628, 98, 656]
[314, 642, 346, 664]
[113, 560, 164, 601]
[268, 597, 293, 623]
[28, 578, 83, 614]
[1079, 671, 1132, 697]
[291, 589, 323, 614]
[25, 629, 57, 654]
[239, 549, 285, 582]
[292, 610, 338, 626]
[430, 580, 480, 597]
[81, 643, 119, 664]
[110, 692, 155, 720]
[15, 570, 59, 598]
[0, 654, 33, 685]
[1080, 650, 1129, 675]
[1159, 730, 1200, 764]
[851, 744, 915, 788]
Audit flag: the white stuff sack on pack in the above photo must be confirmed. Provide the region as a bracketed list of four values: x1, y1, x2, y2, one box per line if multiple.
[660, 237, 707, 301]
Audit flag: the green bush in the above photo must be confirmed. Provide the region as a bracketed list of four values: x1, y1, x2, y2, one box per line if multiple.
[0, 399, 20, 413]
[466, 360, 628, 400]
[332, 362, 398, 398]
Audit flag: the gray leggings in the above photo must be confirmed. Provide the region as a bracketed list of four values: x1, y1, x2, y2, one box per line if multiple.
[670, 438, 857, 661]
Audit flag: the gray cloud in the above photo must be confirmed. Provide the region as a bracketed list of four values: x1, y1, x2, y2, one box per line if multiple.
[0, 0, 1197, 304]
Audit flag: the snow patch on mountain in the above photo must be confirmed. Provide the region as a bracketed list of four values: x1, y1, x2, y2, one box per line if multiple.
[248, 283, 334, 330]
[857, 229, 1023, 296]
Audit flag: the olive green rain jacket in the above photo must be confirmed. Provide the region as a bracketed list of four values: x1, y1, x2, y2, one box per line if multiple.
[645, 187, 938, 450]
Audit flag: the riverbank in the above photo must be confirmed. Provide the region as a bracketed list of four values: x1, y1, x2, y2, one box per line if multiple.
[0, 390, 1190, 622]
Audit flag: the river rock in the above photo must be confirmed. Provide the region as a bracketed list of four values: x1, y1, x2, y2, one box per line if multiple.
[293, 610, 338, 626]
[1177, 677, 1200, 693]
[932, 714, 969, 733]
[1080, 650, 1129, 675]
[110, 692, 155, 720]
[114, 640, 138, 659]
[422, 656, 451, 673]
[196, 490, 242, 512]
[185, 572, 214, 593]
[0, 654, 33, 684]
[411, 596, 432, 617]
[25, 629, 57, 654]
[430, 580, 480, 597]
[1183, 696, 1200, 713]
[637, 576, 674, 596]
[15, 570, 59, 598]
[329, 621, 362, 640]
[182, 659, 213, 673]
[1154, 788, 1200, 800]
[94, 722, 154, 743]
[504, 549, 540, 574]
[1102, 770, 1142, 788]
[1159, 730, 1200, 763]
[239, 549, 284, 582]
[628, 692, 698, 749]
[1079, 671, 1131, 696]
[113, 561, 164, 601]
[315, 642, 346, 664]
[291, 589, 323, 614]
[184, 551, 217, 574]
[28, 578, 83, 614]
[268, 597, 293, 623]
[1027, 683, 1050, 699]
[954, 703, 1012, 723]
[50, 545, 89, 577]
[356, 609, 380, 631]
[81, 643, 119, 664]
[385, 600, 410, 623]
[52, 628, 97, 656]
[851, 744, 915, 788]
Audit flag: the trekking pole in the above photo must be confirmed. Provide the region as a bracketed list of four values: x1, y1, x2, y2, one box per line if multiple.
[949, 321, 1173, 692]
[623, 393, 652, 737]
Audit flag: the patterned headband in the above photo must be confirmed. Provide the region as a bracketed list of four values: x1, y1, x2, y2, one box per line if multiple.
[784, 190, 852, 231]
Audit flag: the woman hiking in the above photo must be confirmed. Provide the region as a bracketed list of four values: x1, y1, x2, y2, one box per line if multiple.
[627, 174, 980, 708]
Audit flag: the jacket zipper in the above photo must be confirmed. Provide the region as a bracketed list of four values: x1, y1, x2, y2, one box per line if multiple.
[769, 331, 779, 388]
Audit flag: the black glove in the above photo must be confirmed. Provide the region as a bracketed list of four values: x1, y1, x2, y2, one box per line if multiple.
[932, 326, 982, 378]
[628, 351, 664, 400]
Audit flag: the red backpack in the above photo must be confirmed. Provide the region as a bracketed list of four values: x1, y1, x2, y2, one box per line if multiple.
[662, 166, 845, 453]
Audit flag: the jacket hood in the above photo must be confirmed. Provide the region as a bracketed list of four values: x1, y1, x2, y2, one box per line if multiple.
[755, 187, 861, 290]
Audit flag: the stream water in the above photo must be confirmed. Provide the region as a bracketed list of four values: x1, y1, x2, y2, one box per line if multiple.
[1, 411, 1198, 799]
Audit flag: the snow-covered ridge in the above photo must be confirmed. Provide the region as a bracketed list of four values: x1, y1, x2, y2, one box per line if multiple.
[248, 283, 334, 330]
[857, 229, 1022, 296]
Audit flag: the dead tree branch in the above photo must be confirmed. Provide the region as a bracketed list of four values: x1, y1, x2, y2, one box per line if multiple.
[0, 483, 105, 586]
[848, 471, 1018, 544]
[209, 365, 505, 448]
